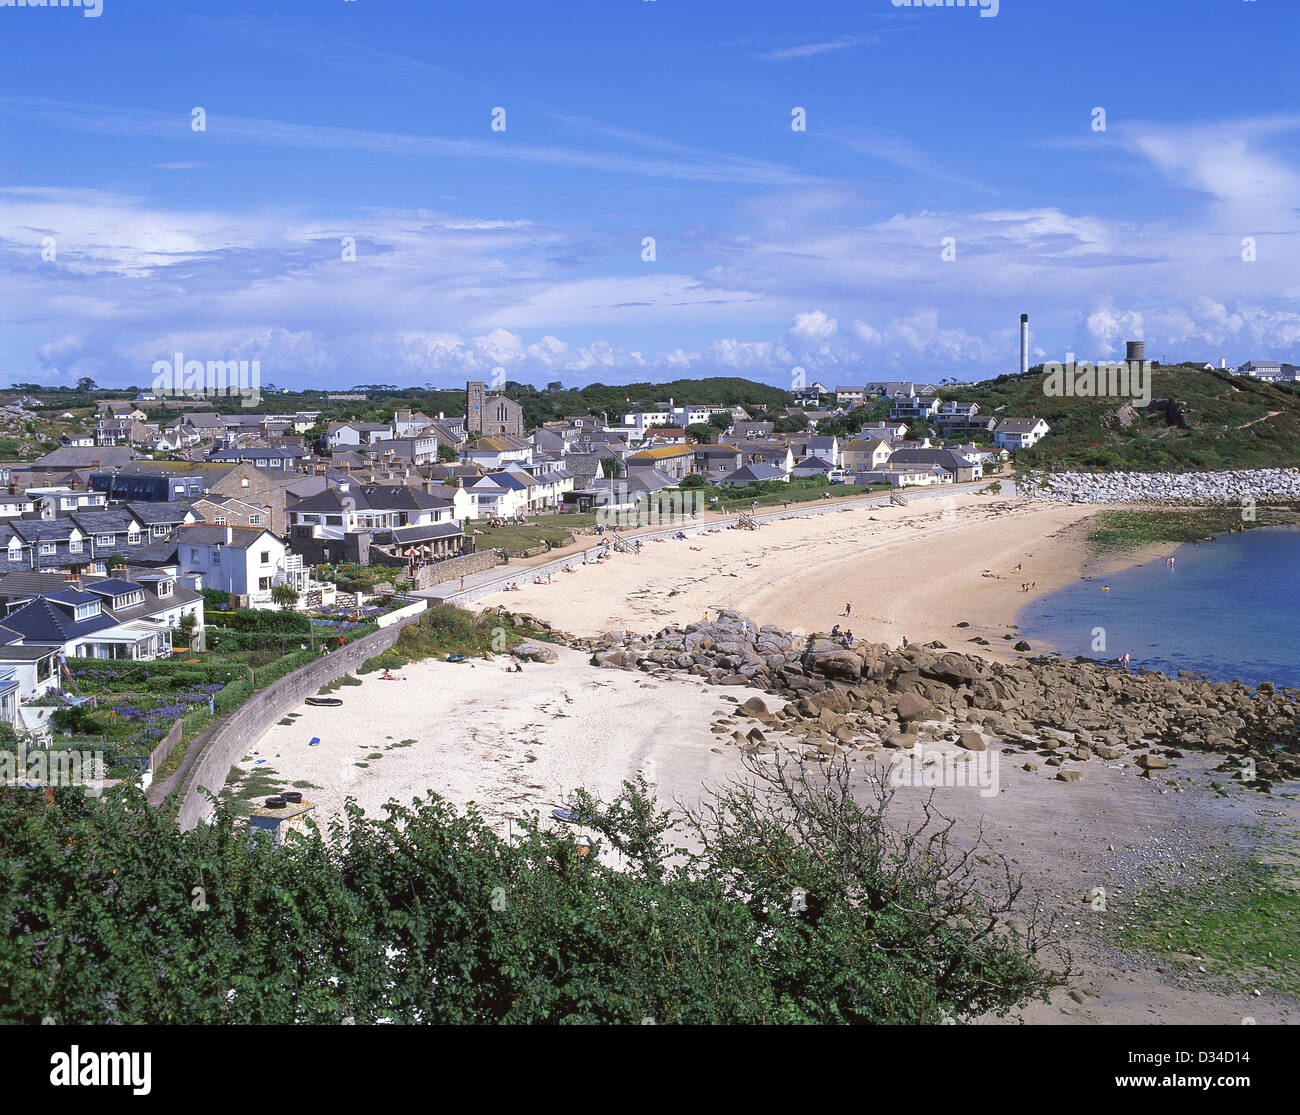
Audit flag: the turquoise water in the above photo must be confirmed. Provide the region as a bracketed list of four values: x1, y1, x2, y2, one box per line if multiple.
[1017, 525, 1300, 689]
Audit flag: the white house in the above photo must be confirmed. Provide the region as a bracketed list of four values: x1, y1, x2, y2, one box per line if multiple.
[994, 417, 1051, 451]
[175, 524, 295, 606]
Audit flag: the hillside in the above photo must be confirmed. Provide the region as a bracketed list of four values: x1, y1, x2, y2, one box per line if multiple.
[944, 364, 1300, 472]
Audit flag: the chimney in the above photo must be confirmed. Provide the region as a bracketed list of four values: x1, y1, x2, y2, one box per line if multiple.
[225, 525, 233, 546]
[1019, 314, 1029, 376]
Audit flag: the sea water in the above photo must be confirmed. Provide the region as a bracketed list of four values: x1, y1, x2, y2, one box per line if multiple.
[1017, 525, 1300, 689]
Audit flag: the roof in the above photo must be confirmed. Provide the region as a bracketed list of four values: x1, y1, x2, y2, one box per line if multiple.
[0, 572, 82, 600]
[475, 434, 530, 452]
[794, 456, 833, 470]
[81, 578, 142, 598]
[125, 501, 195, 526]
[291, 484, 450, 514]
[887, 449, 973, 470]
[176, 524, 276, 550]
[629, 445, 695, 460]
[3, 597, 118, 643]
[33, 447, 137, 469]
[995, 417, 1049, 433]
[384, 522, 465, 544]
[123, 539, 180, 566]
[723, 464, 787, 482]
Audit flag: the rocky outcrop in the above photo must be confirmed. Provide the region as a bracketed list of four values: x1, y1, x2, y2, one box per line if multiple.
[586, 609, 1300, 791]
[1021, 468, 1300, 504]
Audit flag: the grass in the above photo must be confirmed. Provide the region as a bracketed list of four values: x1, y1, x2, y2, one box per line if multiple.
[1085, 507, 1300, 553]
[317, 673, 364, 695]
[478, 513, 593, 554]
[219, 763, 288, 818]
[1115, 860, 1300, 998]
[946, 363, 1300, 472]
[358, 603, 541, 670]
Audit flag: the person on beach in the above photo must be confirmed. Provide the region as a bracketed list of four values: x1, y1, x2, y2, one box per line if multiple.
[459, 576, 465, 590]
[844, 630, 854, 646]
[844, 602, 852, 616]
[1119, 652, 1131, 673]
[831, 624, 841, 637]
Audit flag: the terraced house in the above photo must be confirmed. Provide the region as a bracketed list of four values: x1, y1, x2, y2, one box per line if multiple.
[0, 573, 202, 662]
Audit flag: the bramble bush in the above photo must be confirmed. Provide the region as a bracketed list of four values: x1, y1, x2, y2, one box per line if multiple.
[0, 756, 1064, 1024]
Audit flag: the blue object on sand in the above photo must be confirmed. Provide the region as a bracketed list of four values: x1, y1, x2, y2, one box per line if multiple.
[552, 807, 593, 825]
[308, 737, 321, 747]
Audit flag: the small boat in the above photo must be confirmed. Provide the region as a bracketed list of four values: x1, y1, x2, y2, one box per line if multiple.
[305, 697, 343, 707]
[446, 654, 467, 663]
[552, 807, 594, 825]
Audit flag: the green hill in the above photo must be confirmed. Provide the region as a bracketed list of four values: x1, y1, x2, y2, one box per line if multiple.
[945, 364, 1300, 471]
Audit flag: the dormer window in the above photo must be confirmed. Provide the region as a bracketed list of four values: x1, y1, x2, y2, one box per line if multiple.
[74, 602, 98, 621]
[157, 581, 173, 597]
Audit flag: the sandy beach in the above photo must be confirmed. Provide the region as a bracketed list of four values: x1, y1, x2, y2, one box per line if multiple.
[238, 641, 1295, 1026]
[483, 494, 1138, 657]
[239, 646, 749, 827]
[236, 492, 1293, 1024]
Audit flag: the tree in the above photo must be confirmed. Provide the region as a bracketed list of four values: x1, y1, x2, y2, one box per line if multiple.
[707, 412, 733, 431]
[271, 584, 300, 608]
[599, 455, 624, 478]
[76, 377, 98, 393]
[437, 445, 457, 462]
[685, 423, 714, 443]
[0, 753, 1062, 1024]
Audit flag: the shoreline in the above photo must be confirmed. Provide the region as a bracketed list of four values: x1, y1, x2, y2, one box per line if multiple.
[476, 494, 1151, 662]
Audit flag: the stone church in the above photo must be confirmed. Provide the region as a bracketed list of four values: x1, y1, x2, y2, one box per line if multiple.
[466, 380, 524, 438]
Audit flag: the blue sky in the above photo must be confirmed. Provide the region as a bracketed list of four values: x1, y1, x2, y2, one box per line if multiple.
[2, 0, 1298, 391]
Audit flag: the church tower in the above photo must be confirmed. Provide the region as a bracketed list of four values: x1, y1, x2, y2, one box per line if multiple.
[466, 380, 486, 434]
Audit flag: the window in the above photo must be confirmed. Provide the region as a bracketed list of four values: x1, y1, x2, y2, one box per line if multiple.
[249, 514, 261, 525]
[214, 517, 226, 526]
[39, 542, 55, 556]
[258, 577, 272, 591]
[127, 532, 140, 545]
[260, 551, 270, 564]
[75, 603, 98, 620]
[97, 534, 113, 546]
[69, 539, 82, 553]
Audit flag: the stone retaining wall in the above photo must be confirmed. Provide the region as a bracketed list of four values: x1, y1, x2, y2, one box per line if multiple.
[174, 611, 429, 830]
[411, 549, 502, 588]
[1022, 468, 1300, 504]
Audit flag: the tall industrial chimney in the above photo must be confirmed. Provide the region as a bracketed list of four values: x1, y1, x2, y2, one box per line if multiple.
[1019, 314, 1029, 376]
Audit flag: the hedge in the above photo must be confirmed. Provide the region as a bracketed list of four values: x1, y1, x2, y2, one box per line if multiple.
[205, 609, 311, 634]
